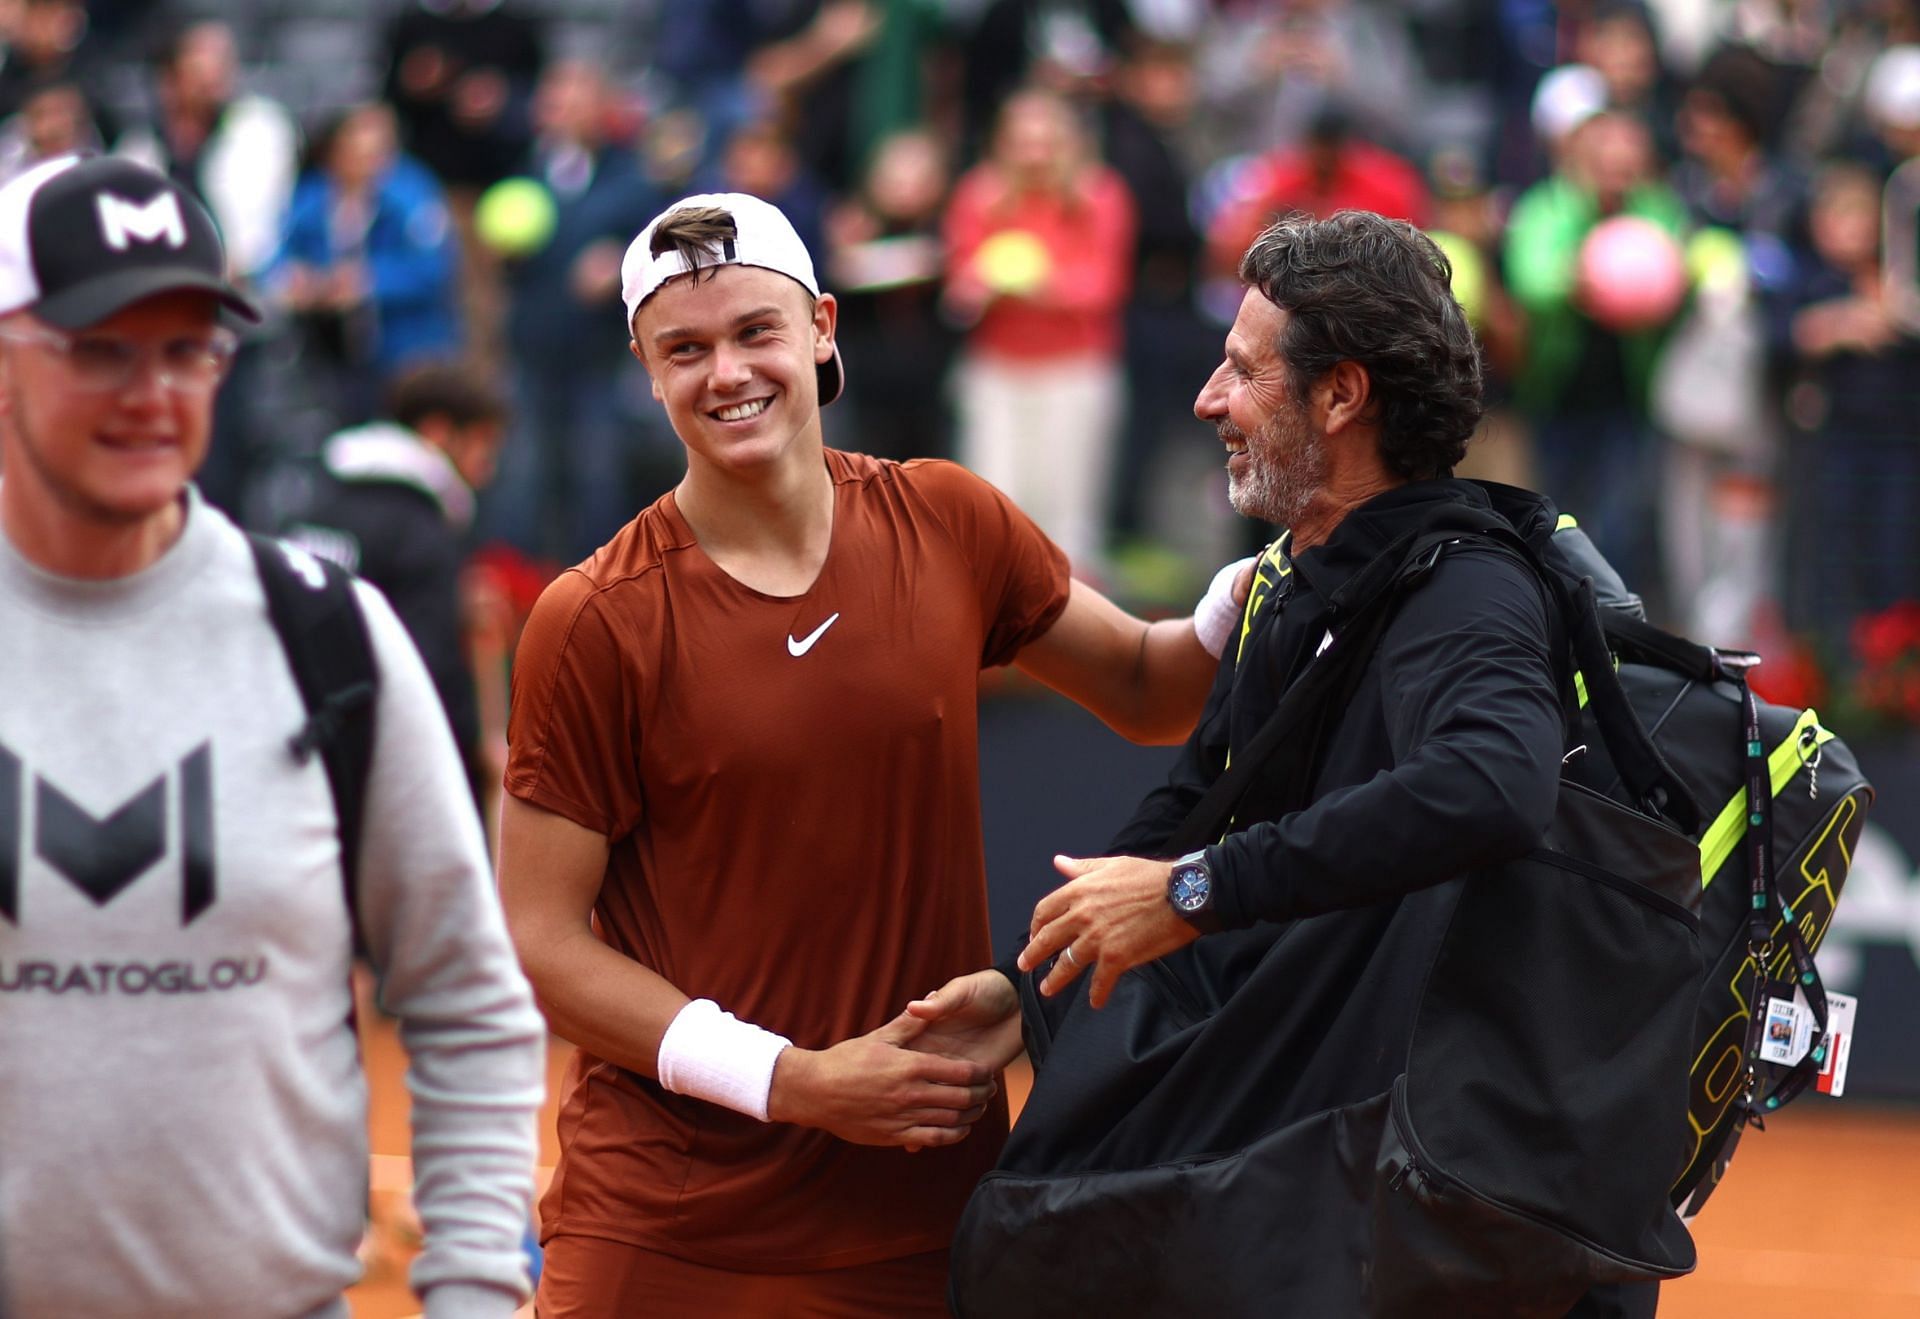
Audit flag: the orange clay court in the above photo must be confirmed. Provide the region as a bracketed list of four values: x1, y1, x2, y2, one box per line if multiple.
[347, 1007, 1920, 1319]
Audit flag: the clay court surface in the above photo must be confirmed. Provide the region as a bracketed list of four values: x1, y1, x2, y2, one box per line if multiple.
[347, 1018, 1920, 1319]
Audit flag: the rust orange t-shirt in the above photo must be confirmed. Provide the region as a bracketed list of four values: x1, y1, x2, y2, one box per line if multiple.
[505, 450, 1070, 1271]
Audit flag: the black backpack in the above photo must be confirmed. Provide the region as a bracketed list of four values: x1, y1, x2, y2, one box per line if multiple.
[1464, 486, 1873, 1211]
[246, 533, 378, 955]
[1567, 594, 1871, 1214]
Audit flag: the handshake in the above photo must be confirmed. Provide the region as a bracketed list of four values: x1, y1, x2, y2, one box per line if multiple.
[767, 969, 1024, 1151]
[768, 848, 1206, 1150]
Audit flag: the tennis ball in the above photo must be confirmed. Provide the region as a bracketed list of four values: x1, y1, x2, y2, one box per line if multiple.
[1426, 229, 1488, 328]
[1686, 227, 1748, 295]
[976, 229, 1050, 295]
[474, 177, 557, 258]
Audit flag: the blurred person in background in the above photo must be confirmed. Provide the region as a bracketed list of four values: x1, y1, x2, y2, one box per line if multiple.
[1195, 0, 1425, 163]
[280, 363, 510, 809]
[825, 125, 957, 462]
[700, 113, 831, 258]
[382, 0, 545, 195]
[0, 71, 99, 182]
[1723, 0, 1831, 112]
[1766, 161, 1920, 646]
[1779, 3, 1920, 161]
[1659, 45, 1805, 635]
[1427, 145, 1533, 491]
[117, 18, 300, 289]
[737, 0, 887, 196]
[0, 0, 109, 135]
[1576, 1, 1683, 164]
[382, 0, 546, 367]
[1097, 35, 1223, 570]
[649, 0, 883, 193]
[1860, 41, 1920, 169]
[117, 16, 301, 519]
[1672, 45, 1806, 243]
[645, 0, 769, 177]
[1504, 108, 1689, 606]
[944, 86, 1134, 571]
[1205, 104, 1430, 278]
[1529, 62, 1613, 176]
[479, 57, 666, 565]
[266, 102, 462, 428]
[952, 0, 1132, 163]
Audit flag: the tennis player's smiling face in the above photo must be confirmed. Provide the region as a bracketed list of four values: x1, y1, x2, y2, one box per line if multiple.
[632, 264, 837, 479]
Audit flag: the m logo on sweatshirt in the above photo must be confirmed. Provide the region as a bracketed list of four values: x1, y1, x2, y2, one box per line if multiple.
[0, 742, 215, 926]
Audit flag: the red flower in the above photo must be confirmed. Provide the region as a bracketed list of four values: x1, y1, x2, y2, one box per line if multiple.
[1852, 600, 1920, 669]
[1849, 599, 1920, 725]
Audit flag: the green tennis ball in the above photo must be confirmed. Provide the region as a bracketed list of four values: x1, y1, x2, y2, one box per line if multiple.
[1686, 226, 1748, 294]
[1427, 229, 1488, 328]
[475, 177, 557, 258]
[976, 229, 1050, 295]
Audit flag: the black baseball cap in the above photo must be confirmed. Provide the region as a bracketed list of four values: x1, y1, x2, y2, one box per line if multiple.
[0, 154, 261, 328]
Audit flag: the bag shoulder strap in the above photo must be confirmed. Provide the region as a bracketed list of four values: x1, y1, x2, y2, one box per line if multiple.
[247, 533, 379, 956]
[1398, 505, 1705, 833]
[1165, 525, 1448, 855]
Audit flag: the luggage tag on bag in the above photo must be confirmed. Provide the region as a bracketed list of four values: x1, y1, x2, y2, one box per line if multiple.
[1755, 985, 1859, 1093]
[1815, 992, 1858, 1097]
[1757, 982, 1813, 1066]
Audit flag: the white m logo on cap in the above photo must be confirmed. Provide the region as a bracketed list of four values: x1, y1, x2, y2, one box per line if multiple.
[94, 191, 186, 251]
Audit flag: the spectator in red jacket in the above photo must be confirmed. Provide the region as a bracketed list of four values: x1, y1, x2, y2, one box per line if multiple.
[944, 86, 1136, 569]
[1206, 106, 1428, 278]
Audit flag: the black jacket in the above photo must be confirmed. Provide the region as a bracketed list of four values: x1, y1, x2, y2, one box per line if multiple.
[959, 482, 1674, 1319]
[280, 425, 481, 798]
[1112, 479, 1564, 927]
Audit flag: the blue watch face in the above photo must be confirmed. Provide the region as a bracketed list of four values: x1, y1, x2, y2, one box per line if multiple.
[1171, 865, 1211, 912]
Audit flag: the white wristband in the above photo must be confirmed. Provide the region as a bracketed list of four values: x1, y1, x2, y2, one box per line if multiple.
[656, 998, 793, 1122]
[1194, 555, 1256, 659]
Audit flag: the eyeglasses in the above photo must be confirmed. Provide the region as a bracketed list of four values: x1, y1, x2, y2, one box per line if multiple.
[0, 323, 239, 394]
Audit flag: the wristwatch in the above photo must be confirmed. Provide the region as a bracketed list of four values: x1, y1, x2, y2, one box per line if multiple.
[1167, 849, 1221, 933]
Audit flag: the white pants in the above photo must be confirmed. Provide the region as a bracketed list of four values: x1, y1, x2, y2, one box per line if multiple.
[955, 353, 1124, 568]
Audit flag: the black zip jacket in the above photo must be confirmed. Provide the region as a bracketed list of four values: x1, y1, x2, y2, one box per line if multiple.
[1110, 479, 1565, 927]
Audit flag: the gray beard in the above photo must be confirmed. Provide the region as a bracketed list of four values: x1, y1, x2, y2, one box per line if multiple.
[1226, 407, 1326, 527]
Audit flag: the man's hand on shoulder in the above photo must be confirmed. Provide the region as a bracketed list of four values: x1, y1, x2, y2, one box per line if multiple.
[1018, 854, 1198, 1009]
[766, 1015, 998, 1150]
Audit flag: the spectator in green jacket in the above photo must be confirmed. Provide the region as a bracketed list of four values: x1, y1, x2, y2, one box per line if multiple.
[1503, 109, 1689, 603]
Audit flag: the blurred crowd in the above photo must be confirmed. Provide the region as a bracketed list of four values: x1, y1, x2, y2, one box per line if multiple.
[8, 0, 1920, 711]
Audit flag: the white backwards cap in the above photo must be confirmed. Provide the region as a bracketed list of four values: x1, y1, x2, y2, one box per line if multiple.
[621, 191, 843, 405]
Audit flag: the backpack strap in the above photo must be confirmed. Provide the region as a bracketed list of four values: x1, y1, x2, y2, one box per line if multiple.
[1599, 608, 1722, 682]
[1397, 506, 1704, 834]
[247, 533, 378, 958]
[1164, 526, 1447, 854]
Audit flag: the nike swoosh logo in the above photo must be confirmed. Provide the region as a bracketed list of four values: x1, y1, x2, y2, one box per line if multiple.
[787, 612, 841, 657]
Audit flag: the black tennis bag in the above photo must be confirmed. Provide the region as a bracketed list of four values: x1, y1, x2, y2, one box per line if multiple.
[950, 499, 1704, 1318]
[1494, 487, 1873, 1211]
[1564, 610, 1872, 1213]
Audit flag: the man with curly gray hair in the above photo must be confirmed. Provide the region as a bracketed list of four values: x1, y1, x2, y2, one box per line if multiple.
[918, 211, 1654, 1316]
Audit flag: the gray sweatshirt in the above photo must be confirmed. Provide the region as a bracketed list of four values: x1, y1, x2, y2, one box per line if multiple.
[0, 488, 546, 1319]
